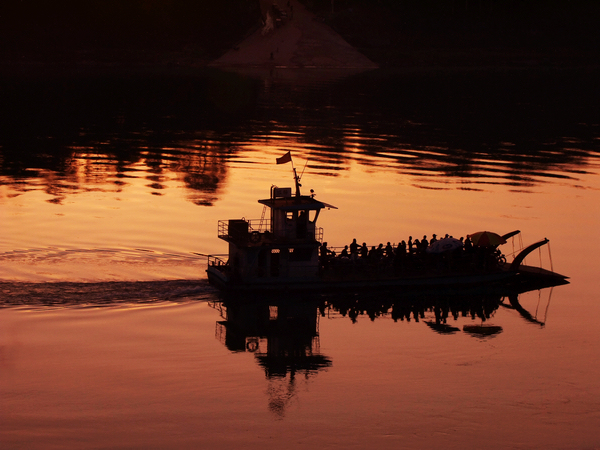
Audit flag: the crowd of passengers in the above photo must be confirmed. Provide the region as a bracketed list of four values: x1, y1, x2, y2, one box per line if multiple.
[319, 234, 504, 271]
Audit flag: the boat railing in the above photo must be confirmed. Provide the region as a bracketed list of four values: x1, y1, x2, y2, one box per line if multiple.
[267, 226, 322, 242]
[248, 219, 272, 233]
[217, 219, 250, 241]
[218, 219, 323, 243]
[218, 219, 272, 238]
[208, 254, 228, 267]
[315, 227, 323, 243]
[217, 220, 228, 239]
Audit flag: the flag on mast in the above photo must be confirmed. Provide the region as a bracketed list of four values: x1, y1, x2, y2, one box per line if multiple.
[276, 151, 292, 165]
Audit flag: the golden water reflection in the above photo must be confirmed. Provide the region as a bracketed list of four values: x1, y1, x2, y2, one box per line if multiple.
[1, 68, 599, 450]
[1, 68, 599, 206]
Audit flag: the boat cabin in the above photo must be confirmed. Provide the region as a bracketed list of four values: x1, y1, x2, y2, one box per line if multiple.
[215, 185, 335, 286]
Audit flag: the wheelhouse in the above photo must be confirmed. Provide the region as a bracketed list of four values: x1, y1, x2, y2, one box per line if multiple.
[210, 184, 335, 286]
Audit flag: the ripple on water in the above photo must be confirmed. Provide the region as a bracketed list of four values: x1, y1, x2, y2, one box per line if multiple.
[0, 278, 217, 308]
[0, 247, 211, 284]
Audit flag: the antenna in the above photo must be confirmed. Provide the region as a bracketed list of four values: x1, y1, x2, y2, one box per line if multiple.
[299, 158, 309, 182]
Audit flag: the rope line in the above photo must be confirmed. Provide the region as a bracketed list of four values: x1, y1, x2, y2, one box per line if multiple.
[544, 287, 554, 324]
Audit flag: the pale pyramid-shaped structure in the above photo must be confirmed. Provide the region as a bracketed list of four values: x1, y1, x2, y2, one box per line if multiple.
[210, 0, 378, 69]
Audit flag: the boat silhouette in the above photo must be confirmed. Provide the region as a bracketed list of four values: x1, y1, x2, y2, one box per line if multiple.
[207, 154, 568, 293]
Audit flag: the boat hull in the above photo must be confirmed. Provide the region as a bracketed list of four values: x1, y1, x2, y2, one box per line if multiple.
[207, 263, 567, 294]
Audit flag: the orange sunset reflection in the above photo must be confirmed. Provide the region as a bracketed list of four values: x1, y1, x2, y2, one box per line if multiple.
[1, 64, 600, 450]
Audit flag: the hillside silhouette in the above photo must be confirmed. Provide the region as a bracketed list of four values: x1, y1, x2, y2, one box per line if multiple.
[1, 0, 599, 68]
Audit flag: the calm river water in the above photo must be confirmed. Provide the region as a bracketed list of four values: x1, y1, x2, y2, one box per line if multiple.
[1, 67, 599, 449]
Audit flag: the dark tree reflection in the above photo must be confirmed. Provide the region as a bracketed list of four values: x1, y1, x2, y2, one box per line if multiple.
[1, 68, 598, 204]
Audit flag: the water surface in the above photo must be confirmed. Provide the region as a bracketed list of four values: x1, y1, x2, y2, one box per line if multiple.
[1, 67, 599, 449]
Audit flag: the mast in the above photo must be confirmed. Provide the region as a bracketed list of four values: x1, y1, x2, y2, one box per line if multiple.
[276, 151, 301, 197]
[293, 167, 302, 197]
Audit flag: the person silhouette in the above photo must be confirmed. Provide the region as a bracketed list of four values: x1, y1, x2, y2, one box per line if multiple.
[360, 242, 368, 258]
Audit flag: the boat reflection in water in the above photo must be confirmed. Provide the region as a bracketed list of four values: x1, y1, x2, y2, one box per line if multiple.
[211, 299, 332, 416]
[210, 277, 566, 414]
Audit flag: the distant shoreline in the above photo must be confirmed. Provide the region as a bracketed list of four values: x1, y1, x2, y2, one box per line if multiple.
[1, 48, 598, 75]
[2, 0, 599, 73]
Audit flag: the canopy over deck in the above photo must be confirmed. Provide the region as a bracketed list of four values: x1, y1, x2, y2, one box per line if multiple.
[259, 196, 337, 211]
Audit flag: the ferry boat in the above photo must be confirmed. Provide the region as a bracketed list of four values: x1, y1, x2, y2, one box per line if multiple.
[206, 154, 568, 294]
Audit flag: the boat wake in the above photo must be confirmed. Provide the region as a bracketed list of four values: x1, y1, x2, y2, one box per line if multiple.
[0, 246, 218, 307]
[0, 246, 209, 283]
[0, 279, 217, 308]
